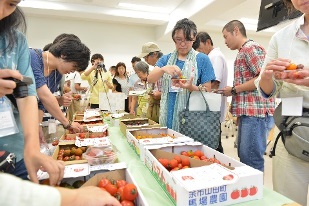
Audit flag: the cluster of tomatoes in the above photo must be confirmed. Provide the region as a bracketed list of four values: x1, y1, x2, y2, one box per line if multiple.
[98, 178, 138, 206]
[158, 155, 191, 172]
[63, 131, 108, 140]
[56, 145, 87, 161]
[180, 150, 222, 165]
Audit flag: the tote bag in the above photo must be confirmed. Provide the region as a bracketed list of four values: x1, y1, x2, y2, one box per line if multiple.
[179, 88, 221, 149]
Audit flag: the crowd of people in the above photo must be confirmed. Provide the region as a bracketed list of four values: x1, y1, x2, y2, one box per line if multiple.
[0, 0, 309, 205]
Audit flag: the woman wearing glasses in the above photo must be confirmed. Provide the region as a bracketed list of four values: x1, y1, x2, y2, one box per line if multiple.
[147, 18, 215, 131]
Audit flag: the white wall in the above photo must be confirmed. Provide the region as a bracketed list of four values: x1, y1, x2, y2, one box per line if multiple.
[25, 15, 271, 86]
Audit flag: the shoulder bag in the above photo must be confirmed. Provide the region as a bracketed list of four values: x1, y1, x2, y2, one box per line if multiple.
[178, 88, 221, 149]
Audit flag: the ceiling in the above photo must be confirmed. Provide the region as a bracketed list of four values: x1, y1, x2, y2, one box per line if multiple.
[19, 0, 291, 41]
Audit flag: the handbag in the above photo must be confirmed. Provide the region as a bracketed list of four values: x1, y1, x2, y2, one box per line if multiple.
[270, 103, 309, 162]
[178, 88, 221, 149]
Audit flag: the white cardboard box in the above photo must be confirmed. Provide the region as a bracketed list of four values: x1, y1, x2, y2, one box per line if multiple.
[82, 168, 149, 206]
[144, 145, 263, 206]
[126, 127, 194, 161]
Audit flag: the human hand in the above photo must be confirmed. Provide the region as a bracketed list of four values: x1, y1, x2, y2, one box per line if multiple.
[59, 186, 121, 206]
[24, 151, 65, 186]
[70, 122, 84, 133]
[218, 86, 233, 96]
[0, 69, 23, 97]
[283, 69, 309, 86]
[61, 92, 73, 107]
[163, 65, 182, 78]
[178, 76, 193, 90]
[151, 90, 161, 100]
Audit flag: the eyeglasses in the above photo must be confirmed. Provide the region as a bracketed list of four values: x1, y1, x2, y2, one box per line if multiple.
[174, 38, 194, 45]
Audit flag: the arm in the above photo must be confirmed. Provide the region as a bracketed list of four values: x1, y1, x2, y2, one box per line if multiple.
[130, 96, 138, 115]
[16, 96, 65, 185]
[37, 85, 82, 132]
[147, 65, 182, 83]
[211, 80, 220, 90]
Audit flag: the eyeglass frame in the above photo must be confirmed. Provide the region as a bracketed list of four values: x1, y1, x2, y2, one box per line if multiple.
[173, 37, 194, 45]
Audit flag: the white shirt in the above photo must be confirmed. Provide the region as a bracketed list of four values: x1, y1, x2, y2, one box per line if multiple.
[0, 173, 61, 206]
[70, 71, 89, 94]
[208, 47, 228, 123]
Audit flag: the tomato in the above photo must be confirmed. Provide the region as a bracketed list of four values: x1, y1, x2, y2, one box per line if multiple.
[52, 140, 59, 146]
[173, 155, 182, 164]
[158, 158, 169, 168]
[249, 186, 258, 196]
[115, 186, 124, 201]
[286, 63, 297, 70]
[116, 180, 127, 188]
[98, 178, 111, 188]
[181, 158, 190, 167]
[241, 188, 249, 197]
[230, 189, 240, 199]
[79, 133, 86, 138]
[123, 183, 138, 201]
[120, 200, 134, 206]
[105, 183, 118, 196]
[194, 150, 204, 158]
[89, 133, 96, 138]
[169, 159, 178, 169]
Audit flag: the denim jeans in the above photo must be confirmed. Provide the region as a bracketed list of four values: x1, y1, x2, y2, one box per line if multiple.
[237, 115, 274, 172]
[7, 158, 28, 180]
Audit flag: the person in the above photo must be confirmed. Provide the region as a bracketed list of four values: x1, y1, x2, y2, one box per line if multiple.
[128, 56, 141, 113]
[109, 65, 116, 78]
[193, 31, 228, 153]
[138, 42, 163, 67]
[130, 61, 153, 118]
[0, 172, 121, 206]
[112, 78, 122, 93]
[0, 1, 64, 184]
[219, 20, 275, 172]
[114, 62, 130, 112]
[66, 71, 88, 121]
[134, 43, 164, 122]
[147, 18, 215, 131]
[81, 53, 114, 109]
[255, 0, 309, 204]
[29, 37, 89, 133]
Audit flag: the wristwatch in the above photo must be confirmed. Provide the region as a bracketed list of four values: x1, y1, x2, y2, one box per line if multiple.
[63, 120, 72, 129]
[231, 86, 237, 96]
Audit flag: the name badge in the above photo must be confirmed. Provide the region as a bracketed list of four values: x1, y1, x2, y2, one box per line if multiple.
[281, 97, 303, 116]
[48, 119, 57, 134]
[0, 97, 19, 137]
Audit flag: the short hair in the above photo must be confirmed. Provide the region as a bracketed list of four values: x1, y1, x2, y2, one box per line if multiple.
[43, 33, 81, 51]
[115, 62, 127, 77]
[172, 18, 197, 41]
[134, 61, 149, 74]
[109, 66, 116, 71]
[222, 20, 247, 38]
[91, 53, 104, 63]
[193, 32, 213, 50]
[48, 38, 90, 72]
[131, 56, 141, 63]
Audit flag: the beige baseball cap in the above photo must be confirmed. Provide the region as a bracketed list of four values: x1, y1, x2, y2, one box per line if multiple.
[137, 42, 161, 58]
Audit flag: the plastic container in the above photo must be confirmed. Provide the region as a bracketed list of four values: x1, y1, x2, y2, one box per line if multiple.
[82, 146, 117, 165]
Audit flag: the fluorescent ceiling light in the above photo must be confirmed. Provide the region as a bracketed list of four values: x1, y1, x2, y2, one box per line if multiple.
[118, 2, 170, 14]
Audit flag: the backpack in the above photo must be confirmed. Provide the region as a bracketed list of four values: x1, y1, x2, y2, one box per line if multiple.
[270, 103, 309, 162]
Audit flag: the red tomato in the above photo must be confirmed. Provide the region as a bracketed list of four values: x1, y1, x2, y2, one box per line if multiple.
[98, 178, 111, 188]
[120, 200, 134, 206]
[181, 158, 190, 167]
[173, 155, 182, 164]
[194, 150, 203, 158]
[116, 180, 127, 188]
[123, 183, 138, 201]
[230, 189, 240, 199]
[241, 188, 249, 197]
[249, 186, 258, 196]
[79, 133, 86, 138]
[105, 183, 118, 196]
[115, 186, 124, 201]
[169, 159, 178, 169]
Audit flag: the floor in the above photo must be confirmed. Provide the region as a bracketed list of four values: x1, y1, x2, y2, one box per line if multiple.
[220, 119, 275, 189]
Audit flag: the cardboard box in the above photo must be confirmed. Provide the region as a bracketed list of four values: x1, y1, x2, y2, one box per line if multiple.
[82, 169, 149, 206]
[52, 143, 88, 165]
[120, 118, 160, 135]
[126, 127, 194, 161]
[144, 146, 263, 206]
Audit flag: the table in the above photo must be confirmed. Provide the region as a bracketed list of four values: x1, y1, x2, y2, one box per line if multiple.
[106, 122, 296, 206]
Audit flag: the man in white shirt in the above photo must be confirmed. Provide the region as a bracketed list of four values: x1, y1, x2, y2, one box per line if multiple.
[66, 71, 88, 120]
[193, 31, 228, 153]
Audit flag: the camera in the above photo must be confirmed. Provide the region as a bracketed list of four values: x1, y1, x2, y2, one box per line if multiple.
[96, 62, 107, 72]
[5, 76, 33, 98]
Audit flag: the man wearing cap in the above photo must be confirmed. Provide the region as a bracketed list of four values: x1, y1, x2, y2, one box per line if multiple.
[138, 42, 163, 67]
